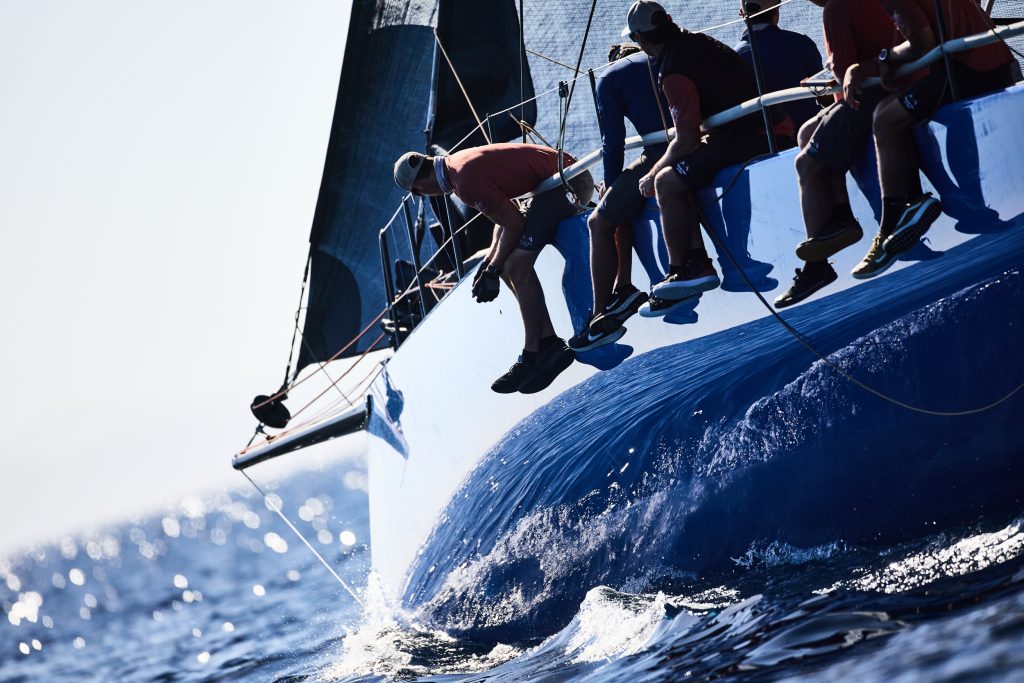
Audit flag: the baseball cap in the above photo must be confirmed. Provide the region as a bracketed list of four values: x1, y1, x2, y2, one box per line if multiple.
[621, 0, 670, 38]
[393, 152, 426, 192]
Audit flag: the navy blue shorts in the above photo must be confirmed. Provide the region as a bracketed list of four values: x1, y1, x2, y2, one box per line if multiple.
[898, 59, 1016, 122]
[806, 87, 885, 174]
[672, 123, 770, 191]
[517, 171, 595, 251]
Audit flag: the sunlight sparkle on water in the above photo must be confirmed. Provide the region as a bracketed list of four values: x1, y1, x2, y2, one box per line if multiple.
[339, 530, 357, 546]
[174, 574, 188, 589]
[252, 584, 266, 597]
[264, 532, 289, 554]
[69, 568, 85, 586]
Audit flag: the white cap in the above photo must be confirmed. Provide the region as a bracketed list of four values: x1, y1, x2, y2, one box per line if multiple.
[622, 0, 670, 37]
[393, 152, 426, 192]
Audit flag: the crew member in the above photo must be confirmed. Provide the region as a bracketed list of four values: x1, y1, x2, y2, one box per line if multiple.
[775, 0, 896, 308]
[734, 0, 824, 132]
[625, 0, 784, 313]
[570, 42, 670, 351]
[847, 0, 1016, 277]
[394, 143, 594, 394]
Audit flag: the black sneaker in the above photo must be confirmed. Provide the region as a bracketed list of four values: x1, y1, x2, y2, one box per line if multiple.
[518, 340, 576, 394]
[603, 285, 648, 318]
[884, 194, 942, 254]
[851, 232, 897, 279]
[652, 258, 720, 299]
[773, 262, 838, 309]
[491, 356, 533, 394]
[568, 313, 628, 352]
[795, 220, 864, 261]
[638, 293, 699, 317]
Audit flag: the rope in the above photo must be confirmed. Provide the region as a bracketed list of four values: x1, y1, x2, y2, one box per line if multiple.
[283, 254, 312, 386]
[241, 471, 365, 609]
[434, 29, 492, 145]
[696, 203, 1024, 417]
[242, 333, 388, 454]
[646, 56, 671, 145]
[242, 210, 491, 453]
[526, 47, 577, 72]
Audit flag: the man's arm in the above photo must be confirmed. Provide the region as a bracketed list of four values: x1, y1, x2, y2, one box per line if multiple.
[481, 199, 526, 269]
[878, 0, 936, 90]
[597, 77, 627, 187]
[824, 4, 861, 85]
[639, 73, 701, 197]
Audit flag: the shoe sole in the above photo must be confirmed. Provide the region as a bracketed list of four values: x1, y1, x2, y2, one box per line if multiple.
[773, 270, 838, 309]
[603, 290, 648, 318]
[568, 325, 627, 352]
[795, 226, 864, 262]
[491, 376, 525, 394]
[884, 200, 942, 254]
[652, 274, 721, 299]
[639, 294, 698, 318]
[518, 348, 575, 394]
[851, 253, 898, 280]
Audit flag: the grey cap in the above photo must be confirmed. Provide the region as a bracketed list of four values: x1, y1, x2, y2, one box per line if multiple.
[622, 0, 670, 37]
[393, 152, 426, 192]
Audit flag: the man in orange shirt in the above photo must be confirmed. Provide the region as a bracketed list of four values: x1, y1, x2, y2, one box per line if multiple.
[847, 0, 1015, 277]
[394, 143, 594, 394]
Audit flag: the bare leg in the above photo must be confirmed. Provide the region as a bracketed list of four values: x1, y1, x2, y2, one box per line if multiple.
[873, 95, 920, 200]
[613, 226, 633, 292]
[504, 248, 555, 352]
[795, 149, 849, 239]
[587, 211, 619, 315]
[654, 167, 703, 265]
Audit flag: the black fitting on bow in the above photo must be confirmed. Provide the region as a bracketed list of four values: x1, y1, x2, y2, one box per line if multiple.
[251, 392, 291, 429]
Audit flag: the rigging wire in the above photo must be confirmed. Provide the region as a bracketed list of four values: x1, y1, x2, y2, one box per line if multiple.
[519, 0, 526, 143]
[241, 471, 365, 609]
[434, 29, 492, 145]
[555, 0, 598, 190]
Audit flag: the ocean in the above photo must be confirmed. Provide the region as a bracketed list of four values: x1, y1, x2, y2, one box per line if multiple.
[3, 267, 1024, 681]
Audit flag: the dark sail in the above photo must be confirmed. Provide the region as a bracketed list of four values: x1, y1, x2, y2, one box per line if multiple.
[298, 0, 536, 372]
[297, 1, 435, 372]
[430, 0, 537, 151]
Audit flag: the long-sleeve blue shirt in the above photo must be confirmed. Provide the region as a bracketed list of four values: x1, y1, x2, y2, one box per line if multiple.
[596, 52, 671, 185]
[734, 25, 823, 131]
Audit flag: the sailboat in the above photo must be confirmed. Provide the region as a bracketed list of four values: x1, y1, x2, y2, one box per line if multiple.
[233, 0, 1024, 612]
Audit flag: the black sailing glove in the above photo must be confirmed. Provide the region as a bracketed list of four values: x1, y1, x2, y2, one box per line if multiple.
[472, 265, 501, 303]
[472, 260, 489, 290]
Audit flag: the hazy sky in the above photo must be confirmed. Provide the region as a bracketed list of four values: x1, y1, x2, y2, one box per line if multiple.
[0, 0, 357, 551]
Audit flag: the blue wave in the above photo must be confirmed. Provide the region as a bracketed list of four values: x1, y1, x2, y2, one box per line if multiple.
[403, 230, 1024, 641]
